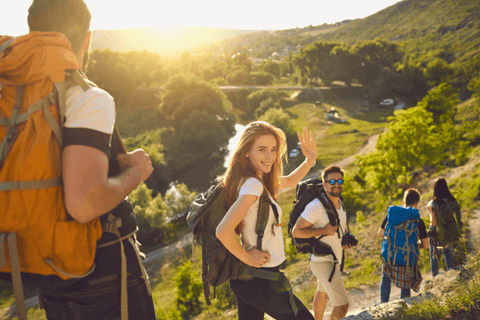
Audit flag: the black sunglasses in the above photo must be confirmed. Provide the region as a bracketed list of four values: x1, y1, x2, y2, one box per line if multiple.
[327, 179, 344, 185]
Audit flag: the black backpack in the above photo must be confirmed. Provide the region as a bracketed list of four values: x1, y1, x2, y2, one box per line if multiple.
[186, 179, 281, 305]
[287, 178, 344, 281]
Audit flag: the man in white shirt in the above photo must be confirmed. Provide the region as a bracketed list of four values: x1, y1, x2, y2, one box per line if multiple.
[292, 165, 352, 320]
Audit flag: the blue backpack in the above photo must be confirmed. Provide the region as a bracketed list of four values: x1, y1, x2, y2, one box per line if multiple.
[381, 206, 420, 275]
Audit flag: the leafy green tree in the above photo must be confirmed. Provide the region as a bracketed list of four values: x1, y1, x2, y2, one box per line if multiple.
[280, 55, 295, 77]
[352, 40, 402, 89]
[358, 107, 444, 195]
[129, 182, 153, 211]
[228, 52, 252, 72]
[328, 45, 357, 85]
[298, 42, 338, 85]
[250, 71, 274, 86]
[164, 183, 197, 223]
[260, 59, 281, 78]
[290, 67, 307, 86]
[395, 58, 429, 105]
[225, 88, 252, 118]
[87, 49, 168, 105]
[424, 58, 455, 87]
[178, 52, 203, 76]
[159, 74, 235, 189]
[203, 60, 228, 81]
[173, 261, 203, 320]
[226, 68, 250, 85]
[129, 183, 166, 242]
[123, 50, 168, 88]
[246, 88, 281, 118]
[468, 77, 480, 101]
[255, 97, 281, 118]
[417, 83, 460, 124]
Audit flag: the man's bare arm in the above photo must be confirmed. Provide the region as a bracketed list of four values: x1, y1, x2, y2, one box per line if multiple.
[292, 217, 338, 239]
[63, 145, 153, 223]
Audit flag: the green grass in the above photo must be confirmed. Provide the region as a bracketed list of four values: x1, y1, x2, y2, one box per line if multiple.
[402, 252, 480, 320]
[283, 89, 391, 168]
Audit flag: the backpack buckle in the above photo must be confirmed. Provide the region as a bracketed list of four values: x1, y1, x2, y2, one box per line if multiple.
[103, 218, 122, 233]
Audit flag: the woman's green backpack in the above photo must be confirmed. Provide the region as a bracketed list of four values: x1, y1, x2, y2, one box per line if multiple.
[435, 199, 462, 245]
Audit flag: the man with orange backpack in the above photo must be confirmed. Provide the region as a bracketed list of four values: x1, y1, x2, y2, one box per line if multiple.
[0, 1, 155, 319]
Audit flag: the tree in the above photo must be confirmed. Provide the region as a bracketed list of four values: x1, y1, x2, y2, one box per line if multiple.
[226, 68, 250, 85]
[228, 51, 252, 72]
[255, 97, 281, 118]
[250, 71, 274, 86]
[129, 182, 167, 244]
[395, 58, 429, 105]
[86, 49, 168, 105]
[159, 74, 235, 189]
[328, 45, 356, 85]
[260, 59, 281, 78]
[424, 58, 455, 87]
[173, 261, 203, 319]
[203, 60, 228, 82]
[296, 42, 338, 85]
[164, 183, 197, 223]
[225, 88, 252, 119]
[468, 77, 480, 101]
[358, 107, 444, 195]
[352, 40, 402, 89]
[246, 88, 281, 118]
[123, 50, 168, 88]
[417, 83, 460, 124]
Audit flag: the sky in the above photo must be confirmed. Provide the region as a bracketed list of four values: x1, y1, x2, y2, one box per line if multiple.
[4, 0, 401, 36]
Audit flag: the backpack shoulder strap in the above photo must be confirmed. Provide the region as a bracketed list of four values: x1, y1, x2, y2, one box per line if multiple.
[256, 189, 276, 251]
[318, 192, 341, 239]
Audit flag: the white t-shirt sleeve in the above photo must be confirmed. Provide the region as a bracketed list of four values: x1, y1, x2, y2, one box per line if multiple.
[238, 178, 263, 198]
[64, 86, 115, 134]
[300, 199, 329, 227]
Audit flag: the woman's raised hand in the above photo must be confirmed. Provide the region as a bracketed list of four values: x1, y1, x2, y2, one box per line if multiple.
[296, 127, 317, 166]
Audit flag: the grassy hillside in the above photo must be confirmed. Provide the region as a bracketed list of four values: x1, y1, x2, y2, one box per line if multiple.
[216, 0, 480, 64]
[89, 0, 479, 66]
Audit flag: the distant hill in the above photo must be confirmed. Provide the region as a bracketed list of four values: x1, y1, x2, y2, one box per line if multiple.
[91, 26, 262, 56]
[90, 0, 479, 64]
[213, 0, 480, 63]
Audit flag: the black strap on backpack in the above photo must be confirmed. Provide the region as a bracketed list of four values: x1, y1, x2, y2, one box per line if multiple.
[313, 195, 345, 283]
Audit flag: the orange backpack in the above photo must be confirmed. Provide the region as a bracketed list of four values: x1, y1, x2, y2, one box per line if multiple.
[0, 32, 103, 316]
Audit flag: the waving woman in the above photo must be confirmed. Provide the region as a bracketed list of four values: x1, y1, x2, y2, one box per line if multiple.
[216, 121, 316, 320]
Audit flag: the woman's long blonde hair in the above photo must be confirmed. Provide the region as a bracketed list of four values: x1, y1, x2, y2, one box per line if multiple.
[220, 121, 287, 205]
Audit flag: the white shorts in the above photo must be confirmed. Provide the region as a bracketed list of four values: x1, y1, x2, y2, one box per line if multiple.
[310, 260, 349, 306]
